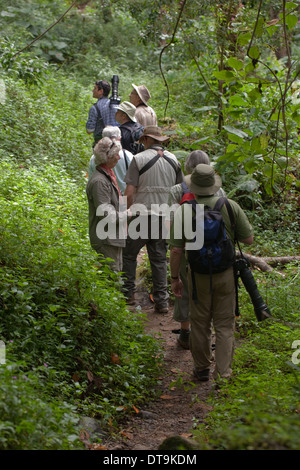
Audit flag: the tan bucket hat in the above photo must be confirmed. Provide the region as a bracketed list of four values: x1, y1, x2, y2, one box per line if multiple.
[184, 164, 222, 196]
[132, 84, 151, 105]
[116, 101, 137, 122]
[140, 126, 170, 143]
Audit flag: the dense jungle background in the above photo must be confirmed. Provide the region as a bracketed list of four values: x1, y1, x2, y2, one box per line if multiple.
[0, 0, 299, 451]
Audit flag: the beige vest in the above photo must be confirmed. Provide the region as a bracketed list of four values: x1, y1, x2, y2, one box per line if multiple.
[133, 147, 182, 212]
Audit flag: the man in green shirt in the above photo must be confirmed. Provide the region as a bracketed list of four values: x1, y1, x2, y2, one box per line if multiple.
[168, 164, 253, 382]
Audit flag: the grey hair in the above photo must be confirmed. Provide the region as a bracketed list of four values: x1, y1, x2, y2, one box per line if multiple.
[184, 150, 211, 174]
[102, 125, 121, 140]
[94, 137, 122, 166]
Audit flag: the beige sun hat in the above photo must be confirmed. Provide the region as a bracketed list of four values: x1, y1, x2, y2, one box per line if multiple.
[139, 126, 170, 143]
[184, 164, 222, 196]
[116, 101, 137, 122]
[132, 84, 151, 105]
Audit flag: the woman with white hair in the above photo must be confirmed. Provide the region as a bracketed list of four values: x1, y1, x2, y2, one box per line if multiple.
[86, 136, 127, 272]
[88, 126, 133, 194]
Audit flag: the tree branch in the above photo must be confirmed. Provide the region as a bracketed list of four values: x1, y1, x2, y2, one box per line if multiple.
[11, 0, 79, 58]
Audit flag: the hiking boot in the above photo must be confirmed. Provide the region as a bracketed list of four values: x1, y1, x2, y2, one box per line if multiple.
[154, 305, 169, 314]
[177, 329, 190, 350]
[193, 368, 210, 382]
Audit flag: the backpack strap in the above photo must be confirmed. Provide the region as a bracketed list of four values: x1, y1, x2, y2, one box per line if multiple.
[162, 154, 181, 175]
[123, 150, 130, 170]
[138, 150, 180, 176]
[215, 197, 242, 317]
[93, 103, 104, 127]
[139, 153, 161, 176]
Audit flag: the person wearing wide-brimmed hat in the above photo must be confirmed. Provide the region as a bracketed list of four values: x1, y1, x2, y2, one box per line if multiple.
[168, 164, 253, 383]
[168, 151, 227, 350]
[129, 84, 157, 127]
[122, 126, 183, 313]
[115, 101, 144, 155]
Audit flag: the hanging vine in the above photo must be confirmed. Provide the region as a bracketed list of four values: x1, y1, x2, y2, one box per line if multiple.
[158, 0, 188, 118]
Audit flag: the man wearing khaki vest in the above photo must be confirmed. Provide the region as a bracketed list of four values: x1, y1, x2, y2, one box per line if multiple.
[123, 126, 183, 313]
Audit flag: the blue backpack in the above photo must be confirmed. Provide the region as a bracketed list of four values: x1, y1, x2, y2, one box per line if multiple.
[181, 193, 236, 301]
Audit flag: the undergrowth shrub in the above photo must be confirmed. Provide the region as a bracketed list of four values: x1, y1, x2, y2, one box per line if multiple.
[0, 362, 83, 450]
[0, 74, 91, 179]
[0, 157, 162, 440]
[194, 265, 300, 450]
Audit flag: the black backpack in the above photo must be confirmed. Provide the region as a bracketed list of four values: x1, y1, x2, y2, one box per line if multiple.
[120, 122, 144, 154]
[182, 197, 236, 301]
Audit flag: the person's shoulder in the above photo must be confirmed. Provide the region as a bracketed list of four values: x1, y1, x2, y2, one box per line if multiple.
[98, 97, 110, 107]
[136, 147, 155, 157]
[89, 168, 109, 183]
[121, 149, 133, 158]
[164, 149, 177, 158]
[224, 198, 250, 220]
[164, 150, 181, 164]
[225, 197, 241, 210]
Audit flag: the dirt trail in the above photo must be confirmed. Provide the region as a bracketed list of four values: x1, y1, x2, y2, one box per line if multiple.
[103, 256, 216, 451]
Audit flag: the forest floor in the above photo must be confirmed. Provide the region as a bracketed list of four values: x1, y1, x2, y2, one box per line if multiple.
[102, 251, 217, 451]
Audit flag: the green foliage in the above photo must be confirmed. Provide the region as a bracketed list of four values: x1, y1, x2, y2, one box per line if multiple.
[0, 362, 83, 450]
[0, 39, 51, 85]
[0, 155, 162, 443]
[194, 265, 300, 450]
[0, 0, 299, 450]
[0, 74, 90, 178]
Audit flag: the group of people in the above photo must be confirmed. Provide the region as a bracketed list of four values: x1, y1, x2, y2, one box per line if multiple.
[85, 79, 254, 383]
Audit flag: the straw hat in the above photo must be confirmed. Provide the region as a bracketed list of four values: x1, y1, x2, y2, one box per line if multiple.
[116, 101, 137, 122]
[132, 84, 151, 105]
[184, 164, 222, 196]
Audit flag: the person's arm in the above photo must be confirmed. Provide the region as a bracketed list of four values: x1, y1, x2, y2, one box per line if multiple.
[240, 234, 254, 245]
[230, 200, 254, 246]
[86, 105, 97, 135]
[124, 184, 136, 209]
[169, 246, 184, 298]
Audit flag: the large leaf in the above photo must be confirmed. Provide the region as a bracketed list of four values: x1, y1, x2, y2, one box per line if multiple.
[237, 32, 252, 45]
[279, 12, 298, 31]
[223, 125, 248, 139]
[254, 18, 265, 38]
[227, 57, 244, 71]
[213, 70, 235, 82]
[229, 95, 248, 107]
[248, 46, 260, 60]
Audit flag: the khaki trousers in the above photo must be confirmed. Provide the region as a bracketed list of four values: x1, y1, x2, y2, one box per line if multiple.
[188, 267, 236, 379]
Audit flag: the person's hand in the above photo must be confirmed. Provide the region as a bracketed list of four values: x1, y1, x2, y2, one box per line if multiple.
[171, 277, 183, 298]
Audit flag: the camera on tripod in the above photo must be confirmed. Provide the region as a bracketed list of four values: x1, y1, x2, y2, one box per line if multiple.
[110, 75, 121, 106]
[234, 257, 272, 322]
